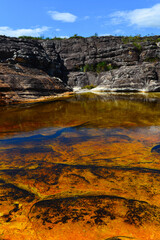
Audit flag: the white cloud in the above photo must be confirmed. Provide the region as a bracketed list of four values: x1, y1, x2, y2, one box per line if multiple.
[48, 11, 77, 23]
[111, 4, 160, 28]
[55, 28, 61, 32]
[0, 26, 50, 37]
[59, 36, 69, 39]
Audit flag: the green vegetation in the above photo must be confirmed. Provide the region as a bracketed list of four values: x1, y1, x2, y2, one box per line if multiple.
[90, 33, 98, 37]
[132, 42, 142, 52]
[83, 64, 95, 72]
[74, 62, 117, 73]
[18, 36, 67, 40]
[52, 36, 65, 40]
[69, 34, 84, 39]
[96, 62, 113, 72]
[19, 34, 84, 40]
[144, 57, 160, 63]
[18, 34, 160, 44]
[82, 84, 96, 89]
[83, 62, 115, 73]
[122, 34, 157, 43]
[122, 35, 144, 52]
[19, 35, 47, 40]
[122, 34, 142, 44]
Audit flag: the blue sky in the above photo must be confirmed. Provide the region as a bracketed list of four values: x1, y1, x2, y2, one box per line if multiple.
[0, 0, 160, 38]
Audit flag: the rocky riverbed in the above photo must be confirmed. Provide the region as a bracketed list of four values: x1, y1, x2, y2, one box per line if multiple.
[1, 93, 160, 239]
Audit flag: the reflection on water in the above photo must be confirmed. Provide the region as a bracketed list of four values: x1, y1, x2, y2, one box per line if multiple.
[1, 93, 160, 240]
[0, 92, 160, 137]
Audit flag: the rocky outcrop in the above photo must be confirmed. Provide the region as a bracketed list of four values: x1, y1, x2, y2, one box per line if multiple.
[0, 36, 71, 104]
[1, 35, 160, 104]
[68, 62, 160, 92]
[0, 63, 71, 105]
[95, 62, 160, 92]
[47, 36, 160, 91]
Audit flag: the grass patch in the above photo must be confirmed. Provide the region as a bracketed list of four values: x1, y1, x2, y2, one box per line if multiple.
[82, 84, 96, 89]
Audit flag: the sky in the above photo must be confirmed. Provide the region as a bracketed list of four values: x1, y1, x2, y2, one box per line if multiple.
[0, 0, 160, 38]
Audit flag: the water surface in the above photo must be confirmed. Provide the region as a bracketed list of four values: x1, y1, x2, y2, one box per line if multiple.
[1, 93, 160, 240]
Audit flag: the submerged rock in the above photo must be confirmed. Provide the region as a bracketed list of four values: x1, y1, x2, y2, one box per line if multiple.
[151, 144, 160, 153]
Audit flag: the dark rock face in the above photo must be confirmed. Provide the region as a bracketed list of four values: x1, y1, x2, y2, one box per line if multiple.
[53, 37, 139, 70]
[48, 36, 160, 90]
[0, 63, 71, 104]
[1, 35, 160, 104]
[0, 36, 51, 70]
[0, 36, 71, 104]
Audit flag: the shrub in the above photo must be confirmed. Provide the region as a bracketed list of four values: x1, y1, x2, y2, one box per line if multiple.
[83, 64, 95, 72]
[96, 62, 107, 72]
[96, 62, 113, 72]
[132, 42, 142, 52]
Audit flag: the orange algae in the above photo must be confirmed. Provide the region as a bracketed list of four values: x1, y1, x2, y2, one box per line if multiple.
[1, 93, 160, 239]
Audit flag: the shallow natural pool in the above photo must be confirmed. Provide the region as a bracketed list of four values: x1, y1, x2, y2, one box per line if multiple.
[0, 92, 160, 240]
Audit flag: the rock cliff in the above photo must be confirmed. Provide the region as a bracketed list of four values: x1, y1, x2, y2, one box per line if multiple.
[1, 35, 160, 103]
[48, 36, 160, 92]
[0, 36, 71, 104]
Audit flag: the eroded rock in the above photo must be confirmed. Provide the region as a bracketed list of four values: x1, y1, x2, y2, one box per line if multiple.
[1, 35, 160, 103]
[0, 63, 71, 104]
